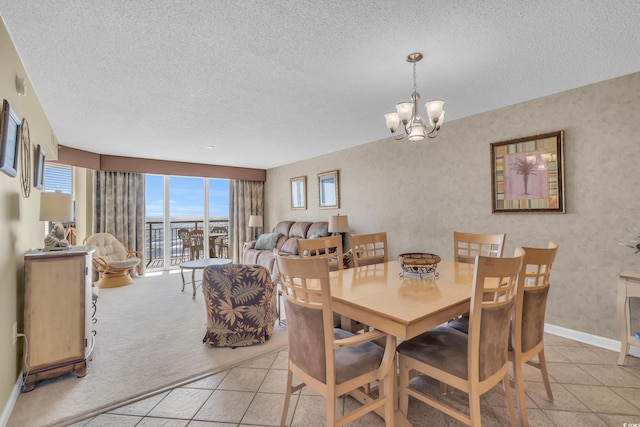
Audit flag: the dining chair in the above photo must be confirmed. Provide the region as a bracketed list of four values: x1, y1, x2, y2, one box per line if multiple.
[351, 232, 388, 267]
[297, 235, 343, 271]
[510, 241, 559, 426]
[275, 255, 396, 427]
[397, 251, 524, 427]
[188, 229, 205, 260]
[298, 235, 366, 331]
[448, 231, 507, 334]
[454, 231, 506, 264]
[178, 228, 191, 261]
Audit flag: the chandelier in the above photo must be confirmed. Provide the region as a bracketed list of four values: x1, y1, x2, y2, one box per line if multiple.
[384, 52, 445, 141]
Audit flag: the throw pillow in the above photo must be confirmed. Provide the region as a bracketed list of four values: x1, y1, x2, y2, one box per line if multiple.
[255, 233, 280, 250]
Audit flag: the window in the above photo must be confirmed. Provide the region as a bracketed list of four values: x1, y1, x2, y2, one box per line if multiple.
[43, 162, 76, 235]
[44, 162, 75, 194]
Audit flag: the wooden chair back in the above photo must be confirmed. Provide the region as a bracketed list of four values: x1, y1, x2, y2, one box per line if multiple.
[297, 235, 343, 271]
[468, 252, 523, 382]
[276, 255, 395, 426]
[351, 232, 388, 267]
[453, 231, 506, 264]
[510, 241, 559, 425]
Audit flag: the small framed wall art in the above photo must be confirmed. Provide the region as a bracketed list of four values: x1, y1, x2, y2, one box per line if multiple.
[490, 130, 565, 213]
[290, 176, 306, 210]
[0, 99, 21, 178]
[318, 170, 339, 209]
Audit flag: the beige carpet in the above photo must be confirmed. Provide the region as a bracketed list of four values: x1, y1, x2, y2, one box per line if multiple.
[8, 270, 288, 427]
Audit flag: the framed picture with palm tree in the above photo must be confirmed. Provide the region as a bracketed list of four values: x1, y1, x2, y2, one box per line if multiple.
[490, 131, 565, 213]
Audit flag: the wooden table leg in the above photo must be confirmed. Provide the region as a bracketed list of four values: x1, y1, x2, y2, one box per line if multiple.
[617, 289, 629, 365]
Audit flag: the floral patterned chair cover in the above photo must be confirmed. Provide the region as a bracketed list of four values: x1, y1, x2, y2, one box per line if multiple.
[202, 264, 277, 347]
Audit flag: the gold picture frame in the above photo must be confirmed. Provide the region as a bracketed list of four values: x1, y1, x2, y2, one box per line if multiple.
[318, 170, 339, 209]
[290, 176, 306, 210]
[490, 131, 565, 213]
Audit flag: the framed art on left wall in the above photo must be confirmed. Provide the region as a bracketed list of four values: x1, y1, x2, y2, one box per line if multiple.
[290, 176, 306, 210]
[0, 99, 21, 177]
[318, 170, 339, 209]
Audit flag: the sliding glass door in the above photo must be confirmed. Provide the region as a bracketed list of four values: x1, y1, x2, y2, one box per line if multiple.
[145, 174, 229, 270]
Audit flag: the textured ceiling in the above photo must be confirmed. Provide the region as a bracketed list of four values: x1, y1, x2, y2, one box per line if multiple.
[1, 1, 639, 169]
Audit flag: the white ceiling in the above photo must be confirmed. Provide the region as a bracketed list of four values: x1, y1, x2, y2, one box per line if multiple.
[1, 1, 639, 170]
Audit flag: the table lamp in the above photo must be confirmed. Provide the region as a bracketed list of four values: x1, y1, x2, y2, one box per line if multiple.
[328, 214, 349, 234]
[40, 191, 74, 251]
[249, 215, 263, 240]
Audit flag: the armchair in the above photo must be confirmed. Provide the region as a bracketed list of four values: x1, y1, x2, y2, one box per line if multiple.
[201, 263, 277, 347]
[84, 233, 143, 288]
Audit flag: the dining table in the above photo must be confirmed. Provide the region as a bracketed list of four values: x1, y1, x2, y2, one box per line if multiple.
[328, 260, 476, 426]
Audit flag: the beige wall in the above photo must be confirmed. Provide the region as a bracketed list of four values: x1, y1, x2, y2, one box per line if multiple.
[266, 71, 640, 340]
[0, 19, 56, 413]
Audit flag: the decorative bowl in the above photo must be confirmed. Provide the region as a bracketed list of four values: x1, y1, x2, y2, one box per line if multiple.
[398, 253, 441, 278]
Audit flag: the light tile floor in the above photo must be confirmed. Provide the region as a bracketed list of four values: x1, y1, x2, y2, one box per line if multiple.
[71, 334, 640, 426]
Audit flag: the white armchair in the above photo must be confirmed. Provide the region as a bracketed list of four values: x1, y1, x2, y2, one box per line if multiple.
[84, 233, 143, 288]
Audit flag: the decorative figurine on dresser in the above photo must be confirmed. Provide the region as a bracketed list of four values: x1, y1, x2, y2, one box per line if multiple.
[22, 246, 95, 391]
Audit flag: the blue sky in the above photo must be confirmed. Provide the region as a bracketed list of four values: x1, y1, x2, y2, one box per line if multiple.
[145, 175, 229, 218]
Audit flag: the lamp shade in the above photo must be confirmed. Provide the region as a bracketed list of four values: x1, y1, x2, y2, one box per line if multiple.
[248, 215, 263, 228]
[39, 192, 73, 222]
[328, 214, 349, 233]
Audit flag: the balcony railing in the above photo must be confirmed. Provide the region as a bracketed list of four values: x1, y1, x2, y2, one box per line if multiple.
[145, 219, 229, 269]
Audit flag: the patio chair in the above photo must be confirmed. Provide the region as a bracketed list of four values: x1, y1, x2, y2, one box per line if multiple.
[189, 229, 205, 260]
[178, 228, 191, 261]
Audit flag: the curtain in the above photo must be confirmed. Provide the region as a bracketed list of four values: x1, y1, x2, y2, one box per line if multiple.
[94, 171, 146, 274]
[229, 180, 264, 262]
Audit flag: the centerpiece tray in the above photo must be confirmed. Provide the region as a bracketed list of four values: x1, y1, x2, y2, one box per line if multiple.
[398, 253, 441, 278]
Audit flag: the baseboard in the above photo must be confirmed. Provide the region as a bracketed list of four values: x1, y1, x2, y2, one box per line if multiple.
[545, 323, 640, 358]
[0, 371, 23, 427]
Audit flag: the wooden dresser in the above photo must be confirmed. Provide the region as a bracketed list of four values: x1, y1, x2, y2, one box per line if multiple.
[23, 247, 95, 391]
